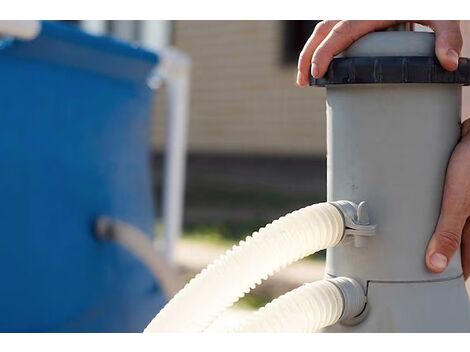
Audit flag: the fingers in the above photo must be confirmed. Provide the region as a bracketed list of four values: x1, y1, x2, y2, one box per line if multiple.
[425, 142, 470, 273]
[297, 20, 463, 88]
[428, 20, 462, 71]
[426, 180, 467, 273]
[426, 215, 465, 273]
[297, 20, 339, 87]
[462, 219, 470, 280]
[310, 20, 400, 78]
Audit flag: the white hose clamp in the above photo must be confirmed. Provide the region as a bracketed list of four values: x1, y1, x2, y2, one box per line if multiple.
[331, 200, 377, 247]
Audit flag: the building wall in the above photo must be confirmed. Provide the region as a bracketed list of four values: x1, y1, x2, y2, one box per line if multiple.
[151, 20, 327, 156]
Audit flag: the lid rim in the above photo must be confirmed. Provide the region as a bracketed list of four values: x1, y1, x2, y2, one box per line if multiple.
[310, 56, 470, 87]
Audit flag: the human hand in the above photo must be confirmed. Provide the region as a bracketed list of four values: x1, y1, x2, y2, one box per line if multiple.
[296, 20, 462, 86]
[426, 119, 470, 279]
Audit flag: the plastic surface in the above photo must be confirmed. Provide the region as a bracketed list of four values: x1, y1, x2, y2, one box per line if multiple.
[320, 31, 470, 332]
[2, 21, 158, 83]
[310, 56, 470, 86]
[233, 279, 346, 333]
[325, 277, 470, 333]
[0, 21, 164, 332]
[310, 32, 470, 86]
[326, 84, 462, 281]
[330, 276, 367, 322]
[145, 202, 344, 332]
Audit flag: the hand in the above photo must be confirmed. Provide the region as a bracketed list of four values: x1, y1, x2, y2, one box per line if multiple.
[426, 119, 470, 279]
[296, 20, 462, 86]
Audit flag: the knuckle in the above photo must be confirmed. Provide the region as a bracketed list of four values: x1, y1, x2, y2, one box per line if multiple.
[435, 21, 463, 50]
[332, 20, 354, 36]
[314, 21, 331, 36]
[444, 29, 463, 49]
[453, 31, 463, 49]
[436, 230, 461, 253]
[311, 48, 328, 63]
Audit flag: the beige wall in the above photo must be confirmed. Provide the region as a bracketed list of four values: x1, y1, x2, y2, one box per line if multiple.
[151, 21, 327, 156]
[150, 20, 470, 155]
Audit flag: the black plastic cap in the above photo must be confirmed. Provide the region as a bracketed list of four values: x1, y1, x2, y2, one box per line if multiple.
[310, 56, 470, 86]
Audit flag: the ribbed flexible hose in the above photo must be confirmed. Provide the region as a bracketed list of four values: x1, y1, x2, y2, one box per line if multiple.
[233, 277, 365, 333]
[145, 202, 344, 332]
[95, 216, 181, 298]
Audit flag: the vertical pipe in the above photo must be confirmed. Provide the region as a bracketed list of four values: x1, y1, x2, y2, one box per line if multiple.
[159, 49, 191, 262]
[80, 21, 106, 36]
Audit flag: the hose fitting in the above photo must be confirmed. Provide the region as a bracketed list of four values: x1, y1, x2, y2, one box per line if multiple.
[145, 201, 373, 333]
[331, 200, 376, 247]
[232, 277, 366, 333]
[329, 277, 367, 323]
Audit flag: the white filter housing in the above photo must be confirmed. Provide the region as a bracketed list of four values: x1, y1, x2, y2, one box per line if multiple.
[321, 32, 470, 332]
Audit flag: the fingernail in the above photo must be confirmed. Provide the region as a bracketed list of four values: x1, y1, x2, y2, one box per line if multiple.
[311, 63, 319, 78]
[447, 49, 459, 66]
[430, 252, 448, 271]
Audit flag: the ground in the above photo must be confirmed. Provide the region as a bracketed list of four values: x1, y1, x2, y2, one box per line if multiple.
[173, 237, 326, 330]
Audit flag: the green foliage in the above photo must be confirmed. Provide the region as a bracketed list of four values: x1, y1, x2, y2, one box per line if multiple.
[236, 293, 271, 310]
[183, 225, 326, 262]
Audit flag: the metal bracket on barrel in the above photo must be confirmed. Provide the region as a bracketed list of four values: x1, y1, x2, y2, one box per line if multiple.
[331, 200, 377, 247]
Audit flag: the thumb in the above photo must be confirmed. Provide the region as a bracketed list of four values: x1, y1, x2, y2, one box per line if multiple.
[429, 20, 463, 71]
[426, 218, 464, 273]
[426, 188, 467, 273]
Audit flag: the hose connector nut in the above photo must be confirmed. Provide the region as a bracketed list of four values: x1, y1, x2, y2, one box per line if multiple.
[94, 216, 116, 241]
[329, 277, 367, 325]
[331, 200, 376, 247]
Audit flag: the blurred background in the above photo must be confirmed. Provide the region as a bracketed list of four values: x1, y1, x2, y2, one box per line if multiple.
[65, 20, 328, 319]
[30, 20, 470, 326]
[3, 20, 470, 332]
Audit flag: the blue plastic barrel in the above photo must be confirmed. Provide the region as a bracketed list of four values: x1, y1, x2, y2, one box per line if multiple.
[0, 21, 165, 332]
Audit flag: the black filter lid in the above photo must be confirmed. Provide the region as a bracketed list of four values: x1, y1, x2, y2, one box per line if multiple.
[310, 56, 470, 86]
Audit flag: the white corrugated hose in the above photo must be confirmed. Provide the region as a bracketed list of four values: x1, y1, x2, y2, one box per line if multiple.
[145, 202, 345, 332]
[233, 277, 365, 333]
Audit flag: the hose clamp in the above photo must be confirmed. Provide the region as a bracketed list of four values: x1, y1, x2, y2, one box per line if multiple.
[331, 200, 377, 247]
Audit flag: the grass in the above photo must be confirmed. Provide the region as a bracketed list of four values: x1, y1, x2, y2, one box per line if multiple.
[183, 223, 326, 262]
[181, 224, 326, 310]
[236, 293, 271, 310]
[179, 176, 326, 309]
[184, 219, 270, 244]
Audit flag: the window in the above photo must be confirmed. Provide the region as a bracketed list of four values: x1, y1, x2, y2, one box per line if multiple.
[281, 20, 321, 65]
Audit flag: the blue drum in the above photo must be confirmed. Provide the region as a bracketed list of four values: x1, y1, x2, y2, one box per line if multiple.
[0, 21, 165, 332]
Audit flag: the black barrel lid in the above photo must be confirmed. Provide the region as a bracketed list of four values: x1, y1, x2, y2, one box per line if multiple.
[310, 56, 470, 86]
